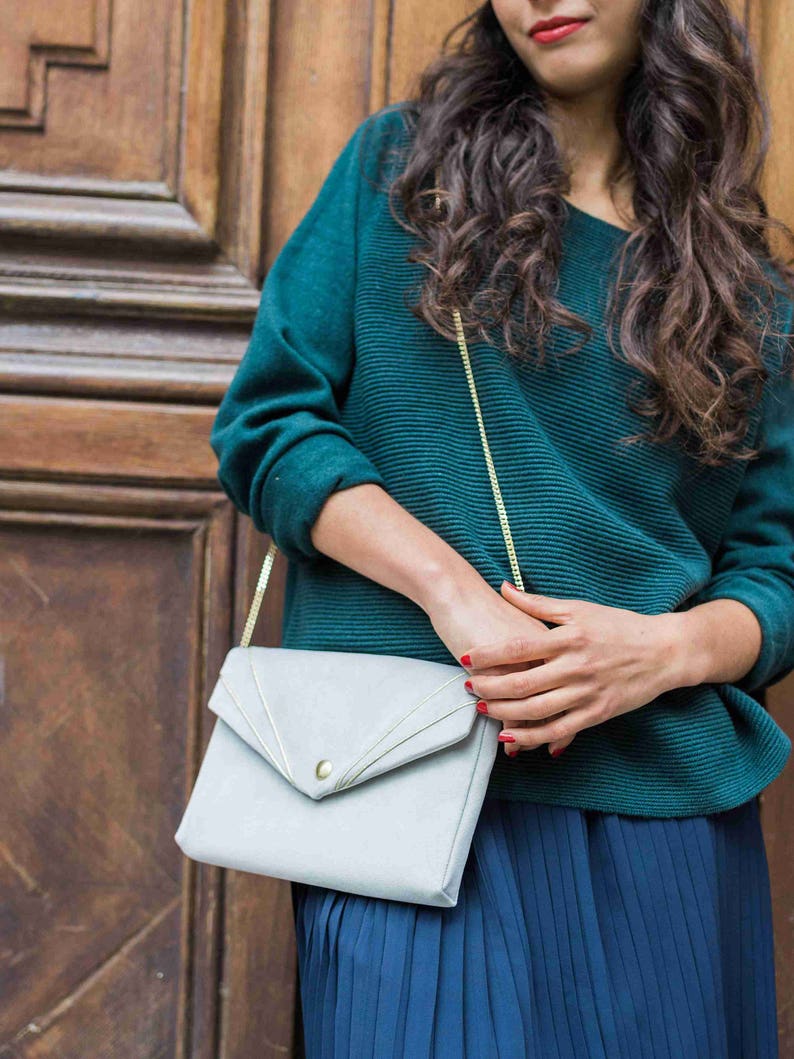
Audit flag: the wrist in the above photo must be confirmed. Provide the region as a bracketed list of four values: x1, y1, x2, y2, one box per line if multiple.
[413, 552, 492, 617]
[649, 610, 707, 692]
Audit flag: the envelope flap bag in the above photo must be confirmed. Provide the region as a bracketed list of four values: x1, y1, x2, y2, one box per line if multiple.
[210, 645, 478, 799]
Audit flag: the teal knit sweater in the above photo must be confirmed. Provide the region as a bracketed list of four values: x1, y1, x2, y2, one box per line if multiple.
[211, 103, 794, 817]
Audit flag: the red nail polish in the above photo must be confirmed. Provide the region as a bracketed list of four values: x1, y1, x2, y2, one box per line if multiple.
[476, 700, 488, 714]
[507, 749, 520, 758]
[550, 746, 568, 758]
[460, 654, 472, 667]
[464, 679, 473, 692]
[498, 732, 515, 743]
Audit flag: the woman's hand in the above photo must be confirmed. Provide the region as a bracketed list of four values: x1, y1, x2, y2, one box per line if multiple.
[424, 577, 555, 756]
[459, 581, 690, 757]
[426, 577, 552, 675]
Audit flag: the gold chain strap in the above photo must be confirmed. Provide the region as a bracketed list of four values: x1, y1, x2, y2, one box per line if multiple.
[240, 537, 280, 648]
[450, 307, 525, 594]
[238, 163, 524, 647]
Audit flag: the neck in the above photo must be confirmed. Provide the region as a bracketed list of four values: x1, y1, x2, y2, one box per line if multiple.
[544, 86, 631, 207]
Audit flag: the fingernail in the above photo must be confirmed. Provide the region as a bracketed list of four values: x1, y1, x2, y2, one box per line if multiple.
[460, 654, 472, 666]
[464, 679, 473, 692]
[502, 581, 517, 590]
[498, 732, 515, 743]
[476, 700, 489, 714]
[550, 746, 567, 758]
[507, 749, 520, 758]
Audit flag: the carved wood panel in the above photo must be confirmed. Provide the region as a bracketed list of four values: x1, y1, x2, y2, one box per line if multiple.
[0, 0, 265, 401]
[0, 482, 231, 1057]
[0, 0, 111, 128]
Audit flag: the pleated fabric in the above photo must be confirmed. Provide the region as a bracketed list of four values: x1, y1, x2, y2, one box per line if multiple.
[290, 794, 778, 1059]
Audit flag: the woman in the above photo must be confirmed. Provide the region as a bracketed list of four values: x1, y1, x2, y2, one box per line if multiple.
[211, 0, 794, 1055]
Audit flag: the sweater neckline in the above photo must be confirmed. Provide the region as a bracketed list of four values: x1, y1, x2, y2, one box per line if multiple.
[562, 198, 635, 246]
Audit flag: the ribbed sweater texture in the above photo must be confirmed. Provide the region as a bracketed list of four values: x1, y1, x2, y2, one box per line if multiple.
[210, 103, 794, 817]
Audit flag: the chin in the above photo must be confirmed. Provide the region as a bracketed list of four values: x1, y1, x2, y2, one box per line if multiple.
[532, 67, 603, 99]
[532, 49, 618, 98]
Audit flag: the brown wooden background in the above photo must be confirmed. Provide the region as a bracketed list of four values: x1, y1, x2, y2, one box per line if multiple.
[0, 1, 791, 1056]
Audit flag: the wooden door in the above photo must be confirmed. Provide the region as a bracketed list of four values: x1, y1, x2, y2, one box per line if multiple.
[746, 6, 794, 1054]
[0, 1, 791, 1056]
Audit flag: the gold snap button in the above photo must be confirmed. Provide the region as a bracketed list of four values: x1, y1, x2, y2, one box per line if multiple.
[315, 759, 333, 780]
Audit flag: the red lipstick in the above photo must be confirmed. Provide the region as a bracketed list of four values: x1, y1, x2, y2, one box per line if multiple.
[529, 15, 590, 44]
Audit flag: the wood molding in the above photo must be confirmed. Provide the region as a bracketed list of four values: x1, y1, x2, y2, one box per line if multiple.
[0, 394, 220, 484]
[0, 272, 260, 323]
[0, 192, 217, 251]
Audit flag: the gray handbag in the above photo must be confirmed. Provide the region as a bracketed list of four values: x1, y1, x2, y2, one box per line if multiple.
[174, 307, 526, 907]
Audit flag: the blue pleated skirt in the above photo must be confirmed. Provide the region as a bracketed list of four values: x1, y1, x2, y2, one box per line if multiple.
[290, 794, 778, 1058]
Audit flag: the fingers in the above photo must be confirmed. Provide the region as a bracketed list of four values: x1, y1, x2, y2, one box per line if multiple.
[546, 735, 574, 758]
[500, 582, 579, 623]
[479, 686, 576, 724]
[497, 702, 602, 751]
[466, 658, 569, 704]
[502, 718, 529, 758]
[460, 624, 569, 671]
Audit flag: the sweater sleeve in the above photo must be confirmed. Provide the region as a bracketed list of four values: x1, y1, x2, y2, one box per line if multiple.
[690, 334, 794, 693]
[209, 114, 388, 563]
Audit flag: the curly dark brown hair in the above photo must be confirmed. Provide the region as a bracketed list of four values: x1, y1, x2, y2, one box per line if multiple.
[379, 0, 794, 466]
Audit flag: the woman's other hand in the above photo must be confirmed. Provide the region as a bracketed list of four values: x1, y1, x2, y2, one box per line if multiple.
[457, 581, 693, 758]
